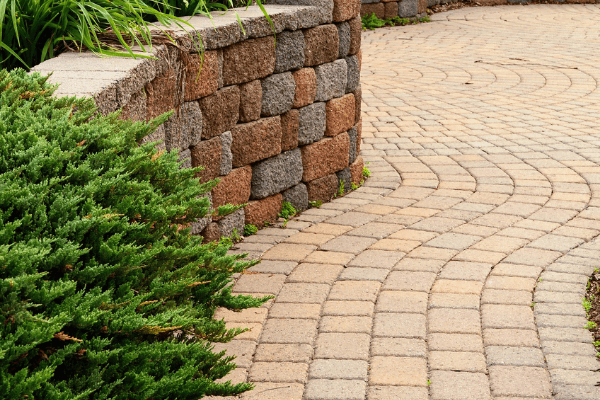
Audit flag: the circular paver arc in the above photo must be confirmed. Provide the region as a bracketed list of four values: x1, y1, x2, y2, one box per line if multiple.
[213, 5, 600, 400]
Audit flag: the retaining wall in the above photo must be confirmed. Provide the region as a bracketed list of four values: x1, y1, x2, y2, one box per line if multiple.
[32, 1, 363, 241]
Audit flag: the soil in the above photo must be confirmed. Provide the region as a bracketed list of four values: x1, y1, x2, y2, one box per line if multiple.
[585, 269, 600, 351]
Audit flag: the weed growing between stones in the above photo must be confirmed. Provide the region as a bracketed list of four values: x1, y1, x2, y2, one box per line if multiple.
[584, 268, 600, 357]
[361, 13, 431, 31]
[244, 224, 259, 236]
[363, 166, 372, 179]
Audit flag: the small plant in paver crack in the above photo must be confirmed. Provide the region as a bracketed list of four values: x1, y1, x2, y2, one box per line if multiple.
[583, 298, 593, 314]
[244, 224, 258, 236]
[427, 380, 431, 386]
[362, 13, 386, 30]
[530, 302, 536, 309]
[309, 200, 323, 208]
[363, 166, 372, 178]
[337, 180, 346, 197]
[279, 201, 297, 220]
[585, 321, 597, 330]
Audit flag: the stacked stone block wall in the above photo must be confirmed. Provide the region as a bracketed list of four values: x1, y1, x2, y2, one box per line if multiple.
[33, 1, 363, 241]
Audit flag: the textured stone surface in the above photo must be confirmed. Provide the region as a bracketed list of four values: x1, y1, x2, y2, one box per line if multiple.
[354, 88, 362, 123]
[261, 72, 296, 117]
[212, 166, 252, 208]
[336, 167, 352, 193]
[231, 117, 282, 167]
[315, 59, 348, 102]
[348, 125, 360, 164]
[179, 101, 202, 148]
[326, 93, 355, 136]
[333, 0, 361, 22]
[146, 69, 177, 120]
[222, 36, 276, 86]
[199, 85, 240, 139]
[191, 136, 221, 184]
[301, 132, 350, 181]
[281, 109, 300, 151]
[283, 183, 310, 212]
[220, 132, 233, 176]
[245, 194, 283, 226]
[275, 30, 305, 73]
[304, 24, 339, 67]
[269, 0, 334, 25]
[346, 55, 360, 93]
[217, 208, 245, 238]
[251, 149, 303, 199]
[184, 50, 219, 101]
[293, 68, 317, 108]
[348, 16, 361, 55]
[298, 102, 327, 145]
[239, 80, 262, 123]
[361, 3, 385, 19]
[384, 1, 400, 19]
[306, 174, 338, 203]
[349, 156, 364, 185]
[337, 22, 351, 58]
[399, 0, 419, 18]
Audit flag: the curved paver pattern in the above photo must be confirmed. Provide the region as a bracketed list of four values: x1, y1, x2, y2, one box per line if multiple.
[215, 5, 600, 400]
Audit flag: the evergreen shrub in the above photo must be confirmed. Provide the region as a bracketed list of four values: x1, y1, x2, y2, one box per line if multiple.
[0, 69, 268, 399]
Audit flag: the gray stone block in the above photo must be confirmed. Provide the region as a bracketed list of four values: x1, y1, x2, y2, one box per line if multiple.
[315, 59, 347, 102]
[220, 131, 233, 176]
[191, 193, 213, 235]
[283, 183, 309, 212]
[179, 148, 192, 169]
[348, 126, 358, 164]
[261, 72, 296, 117]
[141, 124, 166, 151]
[298, 102, 326, 145]
[336, 167, 352, 193]
[337, 22, 351, 58]
[163, 113, 180, 151]
[346, 55, 360, 94]
[275, 30, 305, 73]
[180, 101, 202, 148]
[362, 0, 380, 3]
[251, 148, 304, 199]
[399, 0, 418, 18]
[268, 0, 334, 24]
[217, 208, 245, 238]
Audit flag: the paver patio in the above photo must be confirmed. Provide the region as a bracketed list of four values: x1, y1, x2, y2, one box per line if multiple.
[213, 5, 600, 399]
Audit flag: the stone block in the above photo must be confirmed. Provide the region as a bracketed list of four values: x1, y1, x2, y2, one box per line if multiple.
[336, 167, 352, 193]
[199, 85, 240, 139]
[231, 117, 283, 167]
[348, 124, 361, 164]
[178, 148, 192, 169]
[283, 183, 309, 212]
[337, 22, 351, 58]
[239, 80, 262, 123]
[179, 101, 202, 148]
[281, 109, 299, 151]
[419, 0, 427, 14]
[217, 208, 245, 238]
[384, 1, 400, 19]
[261, 72, 296, 117]
[303, 24, 339, 67]
[275, 30, 305, 73]
[361, 3, 385, 19]
[298, 102, 326, 145]
[222, 36, 276, 86]
[333, 0, 361, 22]
[245, 194, 283, 226]
[315, 59, 348, 102]
[306, 173, 338, 203]
[399, 0, 418, 18]
[292, 68, 317, 108]
[326, 93, 355, 136]
[348, 16, 362, 56]
[120, 89, 146, 122]
[201, 222, 221, 243]
[350, 156, 365, 185]
[354, 87, 362, 123]
[220, 132, 233, 175]
[145, 69, 177, 120]
[191, 136, 221, 184]
[163, 113, 181, 151]
[346, 55, 360, 94]
[140, 124, 166, 150]
[212, 166, 252, 208]
[251, 149, 304, 199]
[184, 50, 219, 101]
[269, 0, 334, 25]
[301, 132, 350, 181]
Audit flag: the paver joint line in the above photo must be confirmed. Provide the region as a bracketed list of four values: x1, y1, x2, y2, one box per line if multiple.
[224, 4, 600, 399]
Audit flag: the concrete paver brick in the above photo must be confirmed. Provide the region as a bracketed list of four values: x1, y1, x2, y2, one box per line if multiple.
[248, 362, 308, 383]
[428, 333, 484, 352]
[308, 359, 368, 380]
[373, 312, 427, 338]
[429, 351, 487, 372]
[287, 263, 343, 284]
[322, 301, 374, 316]
[304, 379, 366, 400]
[369, 356, 428, 386]
[428, 308, 481, 334]
[371, 337, 427, 357]
[314, 333, 370, 360]
[347, 249, 405, 269]
[429, 371, 492, 400]
[488, 366, 552, 398]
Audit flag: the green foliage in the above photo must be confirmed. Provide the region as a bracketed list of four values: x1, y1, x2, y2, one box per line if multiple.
[583, 298, 593, 314]
[244, 224, 258, 236]
[361, 13, 431, 31]
[0, 69, 268, 399]
[278, 202, 297, 220]
[309, 200, 322, 208]
[363, 166, 371, 178]
[337, 180, 345, 197]
[586, 321, 598, 330]
[0, 0, 270, 71]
